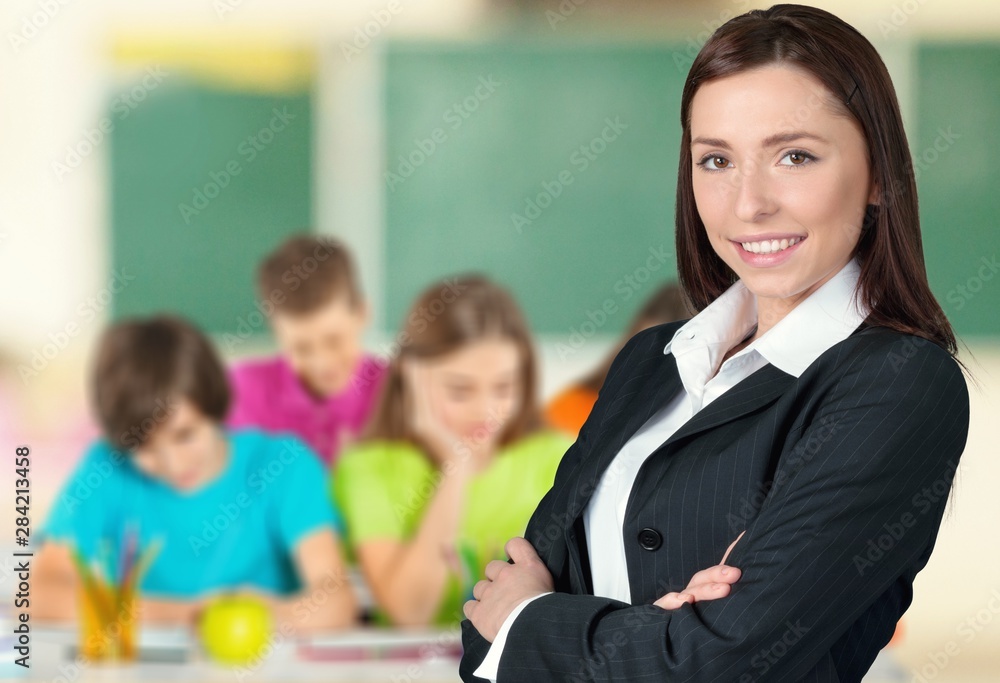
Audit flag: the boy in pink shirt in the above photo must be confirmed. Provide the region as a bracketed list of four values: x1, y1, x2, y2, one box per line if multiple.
[228, 235, 386, 466]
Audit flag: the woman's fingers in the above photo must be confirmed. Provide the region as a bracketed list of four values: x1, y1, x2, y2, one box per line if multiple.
[484, 559, 510, 581]
[684, 581, 733, 601]
[653, 581, 733, 610]
[653, 592, 695, 610]
[504, 536, 541, 565]
[686, 563, 741, 588]
[721, 530, 746, 565]
[655, 531, 748, 611]
[471, 579, 490, 601]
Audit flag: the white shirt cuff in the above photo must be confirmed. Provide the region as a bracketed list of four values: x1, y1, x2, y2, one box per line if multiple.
[472, 592, 552, 682]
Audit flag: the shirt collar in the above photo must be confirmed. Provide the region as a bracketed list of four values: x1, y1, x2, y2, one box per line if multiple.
[664, 256, 869, 378]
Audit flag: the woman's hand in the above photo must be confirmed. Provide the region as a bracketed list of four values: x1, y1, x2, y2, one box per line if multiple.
[654, 530, 745, 610]
[463, 537, 554, 643]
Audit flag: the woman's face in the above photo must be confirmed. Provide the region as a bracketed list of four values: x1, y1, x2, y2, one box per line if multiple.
[689, 64, 878, 326]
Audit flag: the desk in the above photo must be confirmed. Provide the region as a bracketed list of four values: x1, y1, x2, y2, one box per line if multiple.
[26, 624, 463, 682]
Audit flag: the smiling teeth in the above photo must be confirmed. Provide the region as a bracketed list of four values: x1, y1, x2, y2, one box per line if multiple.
[742, 237, 802, 254]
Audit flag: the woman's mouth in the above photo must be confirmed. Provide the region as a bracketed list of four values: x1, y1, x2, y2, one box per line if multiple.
[732, 235, 806, 267]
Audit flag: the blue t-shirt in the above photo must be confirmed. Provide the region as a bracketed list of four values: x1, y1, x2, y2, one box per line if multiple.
[40, 428, 344, 598]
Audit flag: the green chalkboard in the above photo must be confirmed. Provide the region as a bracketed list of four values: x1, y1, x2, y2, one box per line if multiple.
[915, 43, 1000, 338]
[384, 40, 1000, 340]
[383, 42, 686, 336]
[110, 78, 312, 336]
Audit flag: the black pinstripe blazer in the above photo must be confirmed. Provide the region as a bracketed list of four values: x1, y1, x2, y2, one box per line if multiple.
[460, 319, 970, 682]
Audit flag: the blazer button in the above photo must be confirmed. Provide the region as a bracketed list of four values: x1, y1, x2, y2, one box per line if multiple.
[638, 527, 662, 551]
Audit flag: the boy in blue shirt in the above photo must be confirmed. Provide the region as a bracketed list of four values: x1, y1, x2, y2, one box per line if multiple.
[34, 315, 358, 632]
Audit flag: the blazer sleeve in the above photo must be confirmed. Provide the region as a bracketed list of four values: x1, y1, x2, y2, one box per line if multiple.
[464, 334, 970, 682]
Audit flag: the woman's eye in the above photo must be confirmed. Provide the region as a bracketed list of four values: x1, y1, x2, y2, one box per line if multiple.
[779, 150, 815, 166]
[698, 155, 731, 171]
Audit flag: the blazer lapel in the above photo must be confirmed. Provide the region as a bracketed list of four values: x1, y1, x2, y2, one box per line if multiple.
[561, 351, 797, 594]
[558, 319, 876, 593]
[661, 362, 795, 448]
[559, 350, 681, 593]
[570, 352, 683, 506]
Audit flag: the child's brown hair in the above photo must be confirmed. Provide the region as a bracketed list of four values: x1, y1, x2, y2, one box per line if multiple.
[256, 234, 363, 315]
[92, 315, 230, 450]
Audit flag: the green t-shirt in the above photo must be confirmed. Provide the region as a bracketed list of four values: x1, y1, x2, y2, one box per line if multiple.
[332, 429, 572, 626]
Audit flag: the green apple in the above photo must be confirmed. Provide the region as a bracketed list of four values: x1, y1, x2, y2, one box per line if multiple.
[198, 594, 274, 665]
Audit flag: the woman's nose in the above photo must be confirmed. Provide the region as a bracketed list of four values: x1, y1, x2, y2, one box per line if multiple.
[731, 159, 777, 223]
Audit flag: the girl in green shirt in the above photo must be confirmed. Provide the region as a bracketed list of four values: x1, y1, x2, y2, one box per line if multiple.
[333, 274, 572, 626]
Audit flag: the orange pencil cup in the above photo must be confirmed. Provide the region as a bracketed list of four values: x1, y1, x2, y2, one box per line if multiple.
[76, 578, 139, 663]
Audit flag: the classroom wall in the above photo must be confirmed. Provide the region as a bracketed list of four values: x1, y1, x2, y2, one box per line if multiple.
[4, 0, 1000, 359]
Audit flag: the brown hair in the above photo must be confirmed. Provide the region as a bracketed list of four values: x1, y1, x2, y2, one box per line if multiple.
[676, 4, 968, 370]
[257, 234, 363, 315]
[579, 282, 693, 393]
[362, 273, 543, 453]
[92, 315, 230, 451]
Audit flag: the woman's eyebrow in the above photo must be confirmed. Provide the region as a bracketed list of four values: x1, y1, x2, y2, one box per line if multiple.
[691, 131, 830, 149]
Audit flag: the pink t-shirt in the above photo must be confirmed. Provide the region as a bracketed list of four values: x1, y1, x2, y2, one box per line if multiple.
[227, 353, 387, 466]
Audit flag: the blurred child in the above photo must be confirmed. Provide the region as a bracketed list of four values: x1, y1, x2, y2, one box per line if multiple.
[545, 282, 692, 437]
[227, 235, 386, 466]
[333, 275, 572, 627]
[34, 315, 357, 632]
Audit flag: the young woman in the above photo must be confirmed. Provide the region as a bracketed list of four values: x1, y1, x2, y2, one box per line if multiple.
[333, 274, 573, 627]
[34, 315, 358, 633]
[461, 5, 974, 681]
